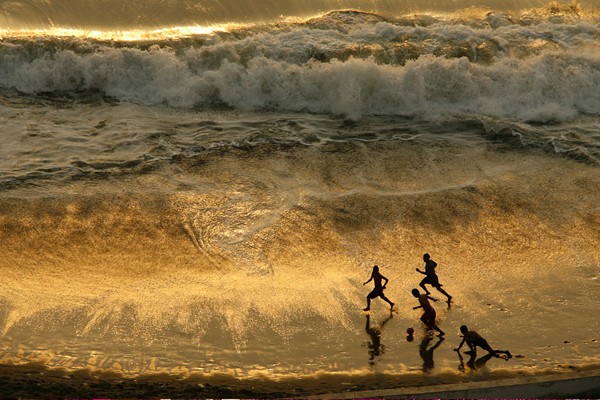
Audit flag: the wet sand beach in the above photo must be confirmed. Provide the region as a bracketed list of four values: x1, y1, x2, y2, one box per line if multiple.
[312, 369, 600, 399]
[1, 362, 599, 398]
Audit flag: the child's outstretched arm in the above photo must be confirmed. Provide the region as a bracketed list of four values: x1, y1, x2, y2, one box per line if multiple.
[454, 336, 466, 351]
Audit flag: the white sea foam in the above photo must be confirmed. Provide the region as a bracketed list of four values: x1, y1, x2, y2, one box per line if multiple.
[1, 12, 599, 121]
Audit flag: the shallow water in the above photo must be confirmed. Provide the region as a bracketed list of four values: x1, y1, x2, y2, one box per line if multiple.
[1, 108, 599, 382]
[0, 1, 599, 394]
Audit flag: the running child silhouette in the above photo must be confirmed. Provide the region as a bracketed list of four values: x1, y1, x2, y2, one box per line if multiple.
[416, 253, 452, 303]
[363, 265, 395, 311]
[411, 288, 445, 336]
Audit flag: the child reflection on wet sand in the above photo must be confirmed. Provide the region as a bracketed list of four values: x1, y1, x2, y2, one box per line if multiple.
[457, 349, 496, 372]
[419, 335, 445, 373]
[364, 313, 393, 366]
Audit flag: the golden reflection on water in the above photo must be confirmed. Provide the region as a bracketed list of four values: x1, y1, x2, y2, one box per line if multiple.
[0, 140, 599, 380]
[0, 25, 233, 41]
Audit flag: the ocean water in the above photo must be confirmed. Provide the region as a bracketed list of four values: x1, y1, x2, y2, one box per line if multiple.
[1, 0, 600, 395]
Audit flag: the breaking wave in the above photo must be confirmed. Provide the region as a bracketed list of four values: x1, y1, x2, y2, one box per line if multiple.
[1, 7, 599, 122]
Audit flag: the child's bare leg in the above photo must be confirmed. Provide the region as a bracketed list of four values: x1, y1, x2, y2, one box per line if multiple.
[436, 286, 452, 302]
[494, 350, 512, 359]
[382, 295, 395, 309]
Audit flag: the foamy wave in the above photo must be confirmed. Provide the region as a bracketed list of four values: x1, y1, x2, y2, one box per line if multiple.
[1, 10, 599, 121]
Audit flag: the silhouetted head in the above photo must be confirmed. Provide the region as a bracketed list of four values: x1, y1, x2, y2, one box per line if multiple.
[423, 253, 430, 261]
[372, 265, 379, 272]
[411, 288, 420, 298]
[460, 325, 468, 334]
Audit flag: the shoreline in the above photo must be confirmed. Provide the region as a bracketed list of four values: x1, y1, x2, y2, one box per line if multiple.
[1, 362, 599, 398]
[311, 369, 600, 399]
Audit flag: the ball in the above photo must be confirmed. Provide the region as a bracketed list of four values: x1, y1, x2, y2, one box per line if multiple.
[407, 327, 414, 335]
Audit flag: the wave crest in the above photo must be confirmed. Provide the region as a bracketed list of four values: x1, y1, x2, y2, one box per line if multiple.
[1, 8, 599, 121]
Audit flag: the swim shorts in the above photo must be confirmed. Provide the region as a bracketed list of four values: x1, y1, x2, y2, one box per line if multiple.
[367, 288, 385, 299]
[421, 275, 441, 287]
